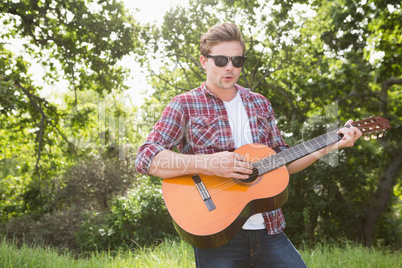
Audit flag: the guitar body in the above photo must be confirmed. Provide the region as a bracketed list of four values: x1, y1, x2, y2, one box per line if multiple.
[162, 143, 289, 249]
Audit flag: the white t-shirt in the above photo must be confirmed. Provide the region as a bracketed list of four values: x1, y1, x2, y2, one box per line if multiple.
[223, 91, 265, 230]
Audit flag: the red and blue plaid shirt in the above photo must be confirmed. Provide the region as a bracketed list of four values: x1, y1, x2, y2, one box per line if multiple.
[136, 82, 289, 235]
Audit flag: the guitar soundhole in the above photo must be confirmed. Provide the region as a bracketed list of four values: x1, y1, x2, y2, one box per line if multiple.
[241, 166, 259, 183]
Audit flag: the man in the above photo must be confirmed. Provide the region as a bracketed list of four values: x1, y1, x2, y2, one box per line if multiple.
[136, 23, 362, 267]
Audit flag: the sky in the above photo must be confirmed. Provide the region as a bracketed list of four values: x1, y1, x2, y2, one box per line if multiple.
[126, 0, 189, 24]
[121, 0, 190, 106]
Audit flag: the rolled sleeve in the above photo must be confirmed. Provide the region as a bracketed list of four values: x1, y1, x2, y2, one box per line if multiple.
[135, 140, 166, 175]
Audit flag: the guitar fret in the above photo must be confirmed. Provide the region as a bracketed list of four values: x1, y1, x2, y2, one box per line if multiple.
[254, 129, 342, 175]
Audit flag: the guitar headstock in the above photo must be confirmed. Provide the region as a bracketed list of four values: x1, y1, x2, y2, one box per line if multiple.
[352, 116, 391, 141]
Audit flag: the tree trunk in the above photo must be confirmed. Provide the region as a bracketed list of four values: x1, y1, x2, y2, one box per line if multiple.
[359, 150, 402, 245]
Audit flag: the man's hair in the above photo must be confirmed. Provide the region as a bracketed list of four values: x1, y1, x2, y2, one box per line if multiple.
[200, 23, 245, 56]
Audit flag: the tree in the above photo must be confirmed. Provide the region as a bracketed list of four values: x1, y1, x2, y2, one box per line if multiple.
[0, 0, 144, 218]
[310, 0, 402, 245]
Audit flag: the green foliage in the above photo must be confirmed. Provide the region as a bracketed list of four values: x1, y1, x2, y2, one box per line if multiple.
[1, 0, 141, 94]
[0, 0, 145, 225]
[2, 150, 140, 251]
[73, 211, 110, 252]
[111, 177, 172, 245]
[75, 178, 177, 252]
[109, 178, 175, 245]
[57, 153, 137, 210]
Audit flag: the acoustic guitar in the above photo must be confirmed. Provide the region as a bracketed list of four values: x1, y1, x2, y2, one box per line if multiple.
[162, 116, 390, 249]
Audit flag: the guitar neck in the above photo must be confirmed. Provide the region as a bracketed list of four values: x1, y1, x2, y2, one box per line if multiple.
[255, 129, 342, 175]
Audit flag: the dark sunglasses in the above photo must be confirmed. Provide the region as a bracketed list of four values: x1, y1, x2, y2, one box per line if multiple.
[205, 55, 247, 68]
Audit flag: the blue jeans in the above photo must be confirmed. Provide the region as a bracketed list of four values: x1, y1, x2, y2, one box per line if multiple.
[193, 230, 307, 268]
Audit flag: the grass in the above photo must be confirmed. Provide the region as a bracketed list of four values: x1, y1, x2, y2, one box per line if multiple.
[0, 238, 195, 268]
[1, 238, 401, 268]
[301, 243, 401, 268]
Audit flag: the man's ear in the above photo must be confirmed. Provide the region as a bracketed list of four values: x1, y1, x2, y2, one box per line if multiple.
[200, 55, 208, 70]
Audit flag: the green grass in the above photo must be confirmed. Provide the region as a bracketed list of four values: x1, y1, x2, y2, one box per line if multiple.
[1, 238, 401, 268]
[301, 243, 402, 268]
[0, 238, 195, 268]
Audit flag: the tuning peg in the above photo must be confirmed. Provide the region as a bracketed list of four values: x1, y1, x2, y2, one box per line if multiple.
[371, 135, 378, 140]
[378, 133, 384, 138]
[364, 135, 370, 141]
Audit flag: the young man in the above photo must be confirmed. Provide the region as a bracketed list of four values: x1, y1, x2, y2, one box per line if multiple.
[136, 23, 362, 267]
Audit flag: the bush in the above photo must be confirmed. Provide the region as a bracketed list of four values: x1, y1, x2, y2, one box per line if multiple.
[1, 152, 140, 252]
[75, 178, 177, 252]
[4, 207, 83, 250]
[73, 211, 110, 252]
[56, 155, 137, 210]
[110, 178, 177, 246]
[2, 151, 178, 253]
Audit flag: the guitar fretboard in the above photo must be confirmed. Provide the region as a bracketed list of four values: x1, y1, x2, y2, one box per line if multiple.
[254, 129, 343, 175]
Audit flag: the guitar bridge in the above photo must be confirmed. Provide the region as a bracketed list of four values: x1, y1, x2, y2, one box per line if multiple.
[192, 175, 216, 212]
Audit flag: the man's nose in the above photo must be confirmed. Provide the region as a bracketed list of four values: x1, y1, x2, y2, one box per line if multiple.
[225, 59, 235, 70]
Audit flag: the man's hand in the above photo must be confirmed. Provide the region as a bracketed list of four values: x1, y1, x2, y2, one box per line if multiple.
[328, 119, 363, 152]
[287, 119, 363, 174]
[203, 151, 254, 180]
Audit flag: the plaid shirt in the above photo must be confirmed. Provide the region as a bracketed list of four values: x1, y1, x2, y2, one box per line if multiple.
[136, 82, 289, 235]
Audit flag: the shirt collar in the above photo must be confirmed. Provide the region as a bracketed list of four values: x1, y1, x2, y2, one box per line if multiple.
[201, 82, 251, 99]
[235, 84, 251, 99]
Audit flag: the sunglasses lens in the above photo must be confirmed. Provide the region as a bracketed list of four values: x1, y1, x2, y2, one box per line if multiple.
[207, 55, 246, 68]
[214, 56, 229, 67]
[232, 57, 245, 67]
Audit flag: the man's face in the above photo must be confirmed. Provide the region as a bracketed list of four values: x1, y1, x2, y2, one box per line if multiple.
[201, 41, 243, 94]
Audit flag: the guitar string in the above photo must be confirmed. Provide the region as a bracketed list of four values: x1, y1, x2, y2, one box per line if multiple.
[205, 132, 342, 194]
[257, 132, 341, 174]
[206, 146, 296, 193]
[203, 177, 240, 194]
[206, 136, 341, 194]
